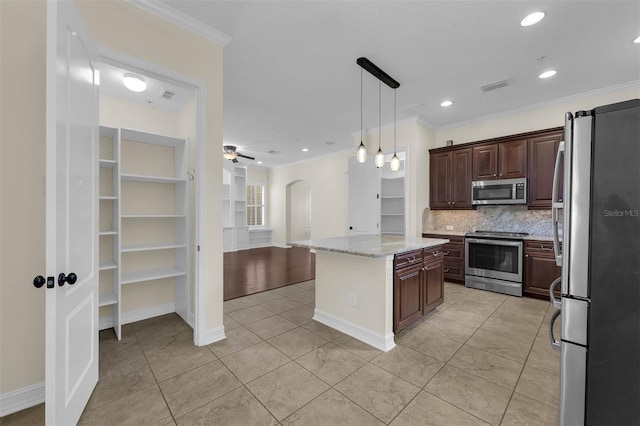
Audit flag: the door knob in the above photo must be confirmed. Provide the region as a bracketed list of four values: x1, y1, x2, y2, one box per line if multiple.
[58, 272, 78, 286]
[33, 275, 45, 288]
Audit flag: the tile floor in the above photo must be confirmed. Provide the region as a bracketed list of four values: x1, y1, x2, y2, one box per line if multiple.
[1, 281, 561, 426]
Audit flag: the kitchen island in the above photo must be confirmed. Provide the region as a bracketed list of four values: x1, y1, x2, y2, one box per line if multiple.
[291, 234, 449, 351]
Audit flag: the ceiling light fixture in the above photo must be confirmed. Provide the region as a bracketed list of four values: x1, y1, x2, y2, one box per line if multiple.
[521, 11, 545, 27]
[222, 145, 237, 160]
[375, 80, 385, 168]
[440, 100, 453, 107]
[356, 68, 367, 163]
[122, 73, 147, 92]
[302, 148, 309, 152]
[257, 161, 263, 164]
[539, 70, 557, 79]
[634, 36, 640, 44]
[390, 89, 401, 172]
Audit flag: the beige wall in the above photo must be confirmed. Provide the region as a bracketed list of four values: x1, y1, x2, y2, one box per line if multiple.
[0, 0, 223, 398]
[0, 0, 48, 396]
[289, 181, 311, 240]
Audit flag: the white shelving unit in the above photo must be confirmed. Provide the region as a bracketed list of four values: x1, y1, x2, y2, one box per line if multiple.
[223, 164, 251, 251]
[249, 228, 274, 248]
[380, 158, 406, 235]
[97, 126, 190, 339]
[98, 127, 121, 336]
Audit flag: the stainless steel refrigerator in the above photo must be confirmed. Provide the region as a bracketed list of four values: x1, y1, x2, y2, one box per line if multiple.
[550, 99, 640, 425]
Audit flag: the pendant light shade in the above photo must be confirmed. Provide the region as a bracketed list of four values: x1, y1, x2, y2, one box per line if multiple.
[390, 89, 401, 172]
[375, 148, 385, 168]
[356, 68, 367, 163]
[356, 141, 367, 163]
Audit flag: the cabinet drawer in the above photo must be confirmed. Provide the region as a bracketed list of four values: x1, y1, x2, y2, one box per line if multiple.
[424, 245, 445, 262]
[441, 243, 464, 262]
[525, 240, 555, 254]
[443, 261, 465, 282]
[395, 249, 423, 269]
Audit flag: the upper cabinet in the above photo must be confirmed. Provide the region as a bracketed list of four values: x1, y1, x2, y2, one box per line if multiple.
[472, 139, 527, 181]
[430, 148, 472, 210]
[527, 130, 564, 209]
[429, 127, 563, 210]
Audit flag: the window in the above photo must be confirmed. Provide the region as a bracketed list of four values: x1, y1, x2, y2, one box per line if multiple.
[247, 184, 265, 226]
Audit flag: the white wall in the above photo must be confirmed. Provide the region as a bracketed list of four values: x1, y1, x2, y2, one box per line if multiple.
[0, 0, 223, 401]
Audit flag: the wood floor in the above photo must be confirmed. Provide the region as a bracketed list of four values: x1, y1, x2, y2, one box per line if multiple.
[224, 246, 315, 300]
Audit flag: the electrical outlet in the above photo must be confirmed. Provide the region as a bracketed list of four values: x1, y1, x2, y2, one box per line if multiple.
[446, 225, 454, 230]
[349, 294, 357, 307]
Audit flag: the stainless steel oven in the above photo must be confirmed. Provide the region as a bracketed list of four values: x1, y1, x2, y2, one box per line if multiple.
[465, 231, 528, 296]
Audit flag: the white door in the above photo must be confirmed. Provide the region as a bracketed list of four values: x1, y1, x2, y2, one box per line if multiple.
[347, 157, 381, 234]
[45, 1, 100, 424]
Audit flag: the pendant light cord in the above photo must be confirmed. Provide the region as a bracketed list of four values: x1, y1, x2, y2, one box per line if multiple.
[378, 80, 382, 150]
[360, 68, 363, 142]
[394, 89, 397, 153]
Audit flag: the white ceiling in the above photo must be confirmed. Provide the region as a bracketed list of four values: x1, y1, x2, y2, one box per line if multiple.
[155, 0, 639, 167]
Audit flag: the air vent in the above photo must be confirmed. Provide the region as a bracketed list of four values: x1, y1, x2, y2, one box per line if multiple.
[160, 89, 177, 100]
[480, 79, 511, 92]
[266, 149, 280, 155]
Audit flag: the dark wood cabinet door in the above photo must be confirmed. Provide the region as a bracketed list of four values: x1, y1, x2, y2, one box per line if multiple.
[528, 132, 564, 209]
[423, 258, 444, 313]
[429, 152, 451, 209]
[498, 139, 527, 179]
[443, 261, 465, 283]
[524, 250, 561, 299]
[450, 148, 473, 208]
[472, 144, 498, 180]
[394, 264, 424, 332]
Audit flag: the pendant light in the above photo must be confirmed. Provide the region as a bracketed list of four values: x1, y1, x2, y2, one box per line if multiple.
[356, 68, 367, 163]
[374, 80, 385, 168]
[390, 89, 401, 171]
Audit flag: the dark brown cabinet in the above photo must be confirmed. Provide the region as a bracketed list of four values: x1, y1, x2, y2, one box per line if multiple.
[472, 139, 527, 181]
[429, 148, 472, 210]
[528, 131, 564, 209]
[523, 240, 561, 299]
[422, 233, 465, 283]
[393, 246, 445, 332]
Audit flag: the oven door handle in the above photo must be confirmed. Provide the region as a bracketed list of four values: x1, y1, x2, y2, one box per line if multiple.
[465, 238, 523, 247]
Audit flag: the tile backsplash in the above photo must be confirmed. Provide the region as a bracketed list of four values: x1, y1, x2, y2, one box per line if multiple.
[422, 205, 552, 237]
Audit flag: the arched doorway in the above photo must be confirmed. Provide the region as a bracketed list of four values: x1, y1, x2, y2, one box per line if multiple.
[286, 180, 311, 243]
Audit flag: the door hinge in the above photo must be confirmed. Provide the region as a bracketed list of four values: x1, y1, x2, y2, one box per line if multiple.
[197, 245, 200, 252]
[377, 193, 380, 199]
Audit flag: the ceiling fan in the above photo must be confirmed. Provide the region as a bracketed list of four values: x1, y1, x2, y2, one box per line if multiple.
[223, 145, 255, 163]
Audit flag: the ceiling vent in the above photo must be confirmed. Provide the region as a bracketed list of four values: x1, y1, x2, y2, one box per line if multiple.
[160, 89, 177, 100]
[480, 78, 511, 93]
[266, 149, 280, 155]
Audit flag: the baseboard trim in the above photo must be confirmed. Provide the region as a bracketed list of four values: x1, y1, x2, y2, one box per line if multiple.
[99, 302, 176, 330]
[0, 382, 45, 417]
[272, 243, 291, 249]
[198, 326, 226, 346]
[313, 309, 395, 352]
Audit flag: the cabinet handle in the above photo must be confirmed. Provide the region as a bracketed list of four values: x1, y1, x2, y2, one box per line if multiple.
[443, 251, 450, 256]
[444, 268, 450, 273]
[452, 202, 455, 205]
[493, 174, 497, 177]
[432, 251, 439, 257]
[525, 254, 529, 257]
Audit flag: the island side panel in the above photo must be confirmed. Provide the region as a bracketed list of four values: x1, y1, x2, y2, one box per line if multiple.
[313, 250, 395, 351]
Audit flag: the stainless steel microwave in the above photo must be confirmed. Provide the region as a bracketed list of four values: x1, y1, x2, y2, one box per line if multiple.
[471, 177, 527, 205]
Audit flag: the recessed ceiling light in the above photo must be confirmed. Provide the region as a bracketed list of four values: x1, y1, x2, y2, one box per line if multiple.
[634, 36, 640, 44]
[440, 100, 453, 107]
[302, 148, 309, 152]
[122, 73, 147, 92]
[521, 12, 545, 27]
[539, 70, 557, 79]
[257, 161, 263, 164]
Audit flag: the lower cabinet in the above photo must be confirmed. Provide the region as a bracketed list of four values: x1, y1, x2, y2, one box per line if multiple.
[422, 234, 465, 283]
[524, 240, 561, 299]
[393, 246, 445, 332]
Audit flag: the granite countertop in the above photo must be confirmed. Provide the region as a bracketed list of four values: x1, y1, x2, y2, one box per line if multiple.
[290, 234, 449, 258]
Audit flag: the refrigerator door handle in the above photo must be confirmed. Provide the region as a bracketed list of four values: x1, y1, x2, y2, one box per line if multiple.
[549, 308, 562, 351]
[549, 277, 562, 310]
[552, 141, 565, 266]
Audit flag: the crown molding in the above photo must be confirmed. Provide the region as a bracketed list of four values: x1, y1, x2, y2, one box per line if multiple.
[270, 148, 353, 170]
[437, 80, 640, 131]
[127, 0, 231, 47]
